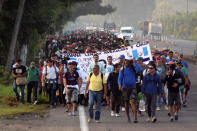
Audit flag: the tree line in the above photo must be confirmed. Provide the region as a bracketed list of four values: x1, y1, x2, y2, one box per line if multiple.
[0, 0, 114, 69]
[152, 1, 197, 41]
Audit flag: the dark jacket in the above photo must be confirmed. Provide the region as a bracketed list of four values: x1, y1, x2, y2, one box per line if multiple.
[164, 69, 185, 93]
[107, 72, 121, 96]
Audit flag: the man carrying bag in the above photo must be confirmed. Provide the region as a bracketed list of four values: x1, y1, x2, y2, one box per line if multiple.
[12, 59, 27, 104]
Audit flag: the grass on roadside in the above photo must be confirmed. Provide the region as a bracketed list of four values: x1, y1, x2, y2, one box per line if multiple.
[0, 84, 49, 117]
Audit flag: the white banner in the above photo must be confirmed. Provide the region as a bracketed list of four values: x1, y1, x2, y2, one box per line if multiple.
[63, 42, 152, 87]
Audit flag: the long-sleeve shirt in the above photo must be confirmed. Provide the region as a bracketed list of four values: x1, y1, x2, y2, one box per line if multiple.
[142, 73, 162, 95]
[118, 67, 136, 88]
[164, 69, 185, 93]
[107, 72, 121, 96]
[87, 61, 105, 74]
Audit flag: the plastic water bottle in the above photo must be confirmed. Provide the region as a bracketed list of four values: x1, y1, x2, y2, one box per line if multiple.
[139, 98, 145, 112]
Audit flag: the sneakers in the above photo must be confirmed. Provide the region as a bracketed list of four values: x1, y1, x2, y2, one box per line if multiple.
[115, 113, 120, 117]
[164, 105, 168, 110]
[88, 118, 92, 123]
[34, 100, 38, 105]
[68, 112, 72, 116]
[121, 107, 125, 112]
[128, 118, 131, 123]
[50, 105, 54, 109]
[183, 103, 187, 107]
[16, 96, 20, 102]
[133, 118, 138, 123]
[72, 111, 76, 116]
[170, 116, 173, 122]
[152, 117, 157, 123]
[95, 120, 100, 123]
[93, 105, 96, 110]
[111, 111, 115, 117]
[175, 115, 178, 121]
[146, 117, 151, 122]
[87, 118, 100, 123]
[156, 107, 161, 111]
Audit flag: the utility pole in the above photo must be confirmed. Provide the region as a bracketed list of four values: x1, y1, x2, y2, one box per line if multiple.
[186, 0, 189, 40]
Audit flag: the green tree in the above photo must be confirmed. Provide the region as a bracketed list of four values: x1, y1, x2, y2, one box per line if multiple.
[0, 0, 114, 69]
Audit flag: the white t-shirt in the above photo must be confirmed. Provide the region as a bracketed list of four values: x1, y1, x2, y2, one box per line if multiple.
[42, 66, 59, 79]
[105, 64, 114, 80]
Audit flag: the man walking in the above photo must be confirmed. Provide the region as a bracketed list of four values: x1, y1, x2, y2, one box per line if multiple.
[42, 59, 59, 107]
[142, 61, 162, 123]
[64, 62, 81, 116]
[164, 63, 185, 122]
[107, 63, 121, 117]
[12, 59, 27, 104]
[85, 65, 107, 123]
[118, 56, 138, 123]
[27, 62, 40, 104]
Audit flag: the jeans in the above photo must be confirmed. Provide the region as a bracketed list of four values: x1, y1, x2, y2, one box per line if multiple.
[13, 80, 25, 104]
[46, 83, 57, 105]
[89, 90, 103, 120]
[156, 96, 161, 107]
[13, 80, 19, 98]
[145, 94, 157, 118]
[27, 81, 38, 103]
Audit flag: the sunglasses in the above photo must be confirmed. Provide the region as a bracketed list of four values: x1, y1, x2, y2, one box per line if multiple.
[148, 67, 154, 69]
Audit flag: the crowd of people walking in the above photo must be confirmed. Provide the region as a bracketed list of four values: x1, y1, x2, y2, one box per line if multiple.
[12, 30, 191, 123]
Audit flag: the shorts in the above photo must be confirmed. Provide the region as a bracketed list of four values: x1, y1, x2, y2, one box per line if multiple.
[168, 92, 181, 106]
[122, 87, 137, 101]
[66, 88, 78, 104]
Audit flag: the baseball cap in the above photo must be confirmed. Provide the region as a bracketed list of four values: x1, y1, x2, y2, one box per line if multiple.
[68, 62, 73, 65]
[179, 54, 183, 58]
[137, 57, 143, 61]
[72, 61, 77, 65]
[125, 55, 133, 60]
[47, 59, 53, 63]
[168, 61, 175, 65]
[30, 62, 35, 66]
[119, 55, 125, 59]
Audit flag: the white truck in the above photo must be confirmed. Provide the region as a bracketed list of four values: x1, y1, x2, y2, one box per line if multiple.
[118, 27, 135, 41]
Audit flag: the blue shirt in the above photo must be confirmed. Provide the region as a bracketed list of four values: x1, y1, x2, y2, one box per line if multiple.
[166, 58, 176, 64]
[181, 60, 188, 68]
[87, 61, 105, 74]
[142, 73, 162, 95]
[134, 62, 142, 73]
[118, 67, 136, 88]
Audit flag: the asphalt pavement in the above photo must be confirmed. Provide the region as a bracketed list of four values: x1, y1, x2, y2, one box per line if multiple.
[0, 90, 197, 131]
[1, 41, 197, 131]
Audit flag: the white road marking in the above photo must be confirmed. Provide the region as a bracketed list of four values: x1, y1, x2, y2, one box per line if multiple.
[79, 106, 89, 131]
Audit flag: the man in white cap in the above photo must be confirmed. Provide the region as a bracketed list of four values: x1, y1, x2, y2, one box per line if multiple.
[118, 55, 138, 123]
